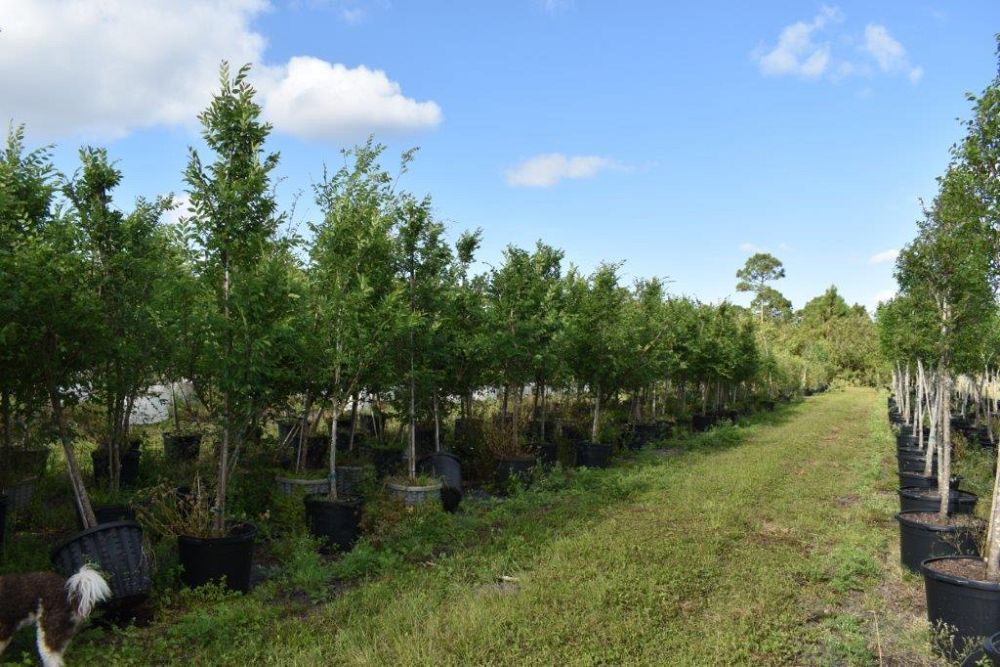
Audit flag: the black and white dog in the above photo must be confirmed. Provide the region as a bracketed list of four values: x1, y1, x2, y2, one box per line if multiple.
[0, 565, 111, 666]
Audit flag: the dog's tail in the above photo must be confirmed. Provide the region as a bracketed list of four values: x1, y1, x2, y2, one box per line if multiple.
[65, 565, 112, 618]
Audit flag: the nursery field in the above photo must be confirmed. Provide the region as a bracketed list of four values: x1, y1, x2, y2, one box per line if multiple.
[49, 388, 936, 667]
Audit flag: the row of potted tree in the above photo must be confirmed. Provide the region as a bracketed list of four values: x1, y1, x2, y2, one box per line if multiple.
[878, 37, 1000, 663]
[0, 62, 845, 608]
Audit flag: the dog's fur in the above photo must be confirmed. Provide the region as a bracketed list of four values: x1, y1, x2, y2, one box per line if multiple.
[0, 565, 111, 667]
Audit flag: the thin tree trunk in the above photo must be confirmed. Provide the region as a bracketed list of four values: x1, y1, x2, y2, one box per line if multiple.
[591, 387, 600, 443]
[49, 384, 96, 529]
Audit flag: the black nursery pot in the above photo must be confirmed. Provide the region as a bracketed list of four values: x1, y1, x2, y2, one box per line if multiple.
[576, 442, 612, 469]
[984, 632, 1000, 665]
[536, 442, 558, 467]
[897, 472, 960, 490]
[896, 511, 981, 574]
[92, 448, 142, 488]
[898, 487, 977, 514]
[178, 523, 256, 593]
[897, 451, 937, 474]
[304, 496, 361, 554]
[921, 556, 1000, 660]
[366, 446, 403, 478]
[691, 414, 716, 432]
[495, 456, 536, 490]
[52, 521, 152, 603]
[418, 451, 463, 512]
[162, 432, 202, 463]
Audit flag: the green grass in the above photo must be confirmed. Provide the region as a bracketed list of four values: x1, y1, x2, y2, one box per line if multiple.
[6, 389, 939, 665]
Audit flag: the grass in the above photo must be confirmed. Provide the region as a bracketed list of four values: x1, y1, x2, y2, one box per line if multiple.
[4, 388, 943, 665]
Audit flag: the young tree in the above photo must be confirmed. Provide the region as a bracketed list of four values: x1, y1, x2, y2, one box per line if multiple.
[183, 63, 293, 533]
[562, 263, 628, 442]
[308, 140, 408, 498]
[65, 147, 174, 492]
[395, 194, 452, 478]
[2, 132, 101, 527]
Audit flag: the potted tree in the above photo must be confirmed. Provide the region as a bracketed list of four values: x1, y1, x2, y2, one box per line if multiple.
[304, 139, 407, 549]
[65, 147, 177, 493]
[388, 194, 449, 505]
[177, 63, 297, 590]
[1, 125, 151, 603]
[561, 263, 627, 468]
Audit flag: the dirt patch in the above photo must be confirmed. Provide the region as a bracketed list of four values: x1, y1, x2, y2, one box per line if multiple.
[836, 494, 860, 507]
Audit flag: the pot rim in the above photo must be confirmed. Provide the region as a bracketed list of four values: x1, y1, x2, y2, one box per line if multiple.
[920, 555, 1000, 591]
[178, 521, 257, 545]
[895, 510, 983, 533]
[274, 475, 331, 484]
[51, 520, 144, 555]
[387, 480, 443, 492]
[303, 495, 362, 508]
[898, 487, 977, 501]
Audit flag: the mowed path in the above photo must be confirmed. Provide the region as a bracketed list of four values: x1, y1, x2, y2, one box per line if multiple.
[271, 388, 884, 666]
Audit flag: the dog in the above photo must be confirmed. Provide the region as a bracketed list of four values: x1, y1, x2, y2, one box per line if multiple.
[0, 564, 111, 666]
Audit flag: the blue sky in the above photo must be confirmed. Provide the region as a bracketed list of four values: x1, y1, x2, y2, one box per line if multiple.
[3, 1, 999, 312]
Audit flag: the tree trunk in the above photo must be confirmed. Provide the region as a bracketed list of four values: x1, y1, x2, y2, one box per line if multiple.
[433, 392, 440, 453]
[329, 399, 340, 501]
[938, 372, 952, 520]
[49, 384, 96, 529]
[591, 387, 600, 443]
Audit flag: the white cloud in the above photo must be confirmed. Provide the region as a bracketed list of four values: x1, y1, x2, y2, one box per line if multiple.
[262, 57, 442, 141]
[754, 6, 843, 79]
[505, 154, 619, 188]
[540, 0, 573, 13]
[869, 288, 897, 312]
[862, 24, 922, 83]
[341, 7, 366, 24]
[739, 242, 763, 253]
[869, 248, 899, 264]
[0, 1, 441, 142]
[754, 11, 922, 85]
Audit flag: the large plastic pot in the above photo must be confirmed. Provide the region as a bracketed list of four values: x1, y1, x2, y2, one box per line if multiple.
[922, 556, 1000, 660]
[0, 448, 49, 478]
[367, 447, 403, 478]
[494, 456, 535, 490]
[899, 488, 977, 514]
[92, 448, 141, 488]
[691, 414, 715, 432]
[418, 452, 462, 512]
[2, 477, 35, 511]
[52, 521, 151, 603]
[274, 475, 331, 497]
[985, 632, 1000, 665]
[304, 496, 361, 554]
[576, 442, 612, 469]
[387, 480, 442, 507]
[535, 442, 558, 467]
[897, 472, 960, 490]
[177, 523, 256, 593]
[896, 511, 981, 573]
[94, 505, 135, 525]
[162, 432, 202, 463]
[453, 418, 484, 444]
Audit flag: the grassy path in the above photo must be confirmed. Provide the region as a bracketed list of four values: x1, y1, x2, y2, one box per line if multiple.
[75, 388, 897, 666]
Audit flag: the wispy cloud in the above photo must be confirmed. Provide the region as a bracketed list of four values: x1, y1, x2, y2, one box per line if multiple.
[869, 248, 899, 264]
[754, 8, 922, 85]
[540, 0, 573, 14]
[862, 24, 923, 83]
[739, 242, 763, 253]
[505, 153, 620, 188]
[754, 6, 843, 79]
